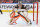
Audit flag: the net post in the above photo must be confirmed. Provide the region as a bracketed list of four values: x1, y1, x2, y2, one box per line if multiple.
[33, 2, 34, 21]
[33, 2, 38, 24]
[36, 2, 38, 24]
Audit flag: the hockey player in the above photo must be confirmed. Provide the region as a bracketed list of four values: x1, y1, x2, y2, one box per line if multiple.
[9, 1, 32, 25]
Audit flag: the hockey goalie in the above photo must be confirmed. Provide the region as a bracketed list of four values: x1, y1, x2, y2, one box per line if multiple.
[9, 1, 32, 25]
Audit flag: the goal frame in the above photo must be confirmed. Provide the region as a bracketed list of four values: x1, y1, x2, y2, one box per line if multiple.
[33, 2, 38, 24]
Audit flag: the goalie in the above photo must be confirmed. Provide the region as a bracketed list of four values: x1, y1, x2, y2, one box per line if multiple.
[9, 1, 32, 25]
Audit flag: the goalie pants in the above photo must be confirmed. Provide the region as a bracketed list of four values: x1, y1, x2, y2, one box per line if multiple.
[0, 10, 2, 14]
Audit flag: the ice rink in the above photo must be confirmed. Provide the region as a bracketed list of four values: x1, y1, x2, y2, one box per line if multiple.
[0, 12, 40, 27]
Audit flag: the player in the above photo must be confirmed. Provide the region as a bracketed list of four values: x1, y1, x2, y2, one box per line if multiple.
[9, 1, 32, 25]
